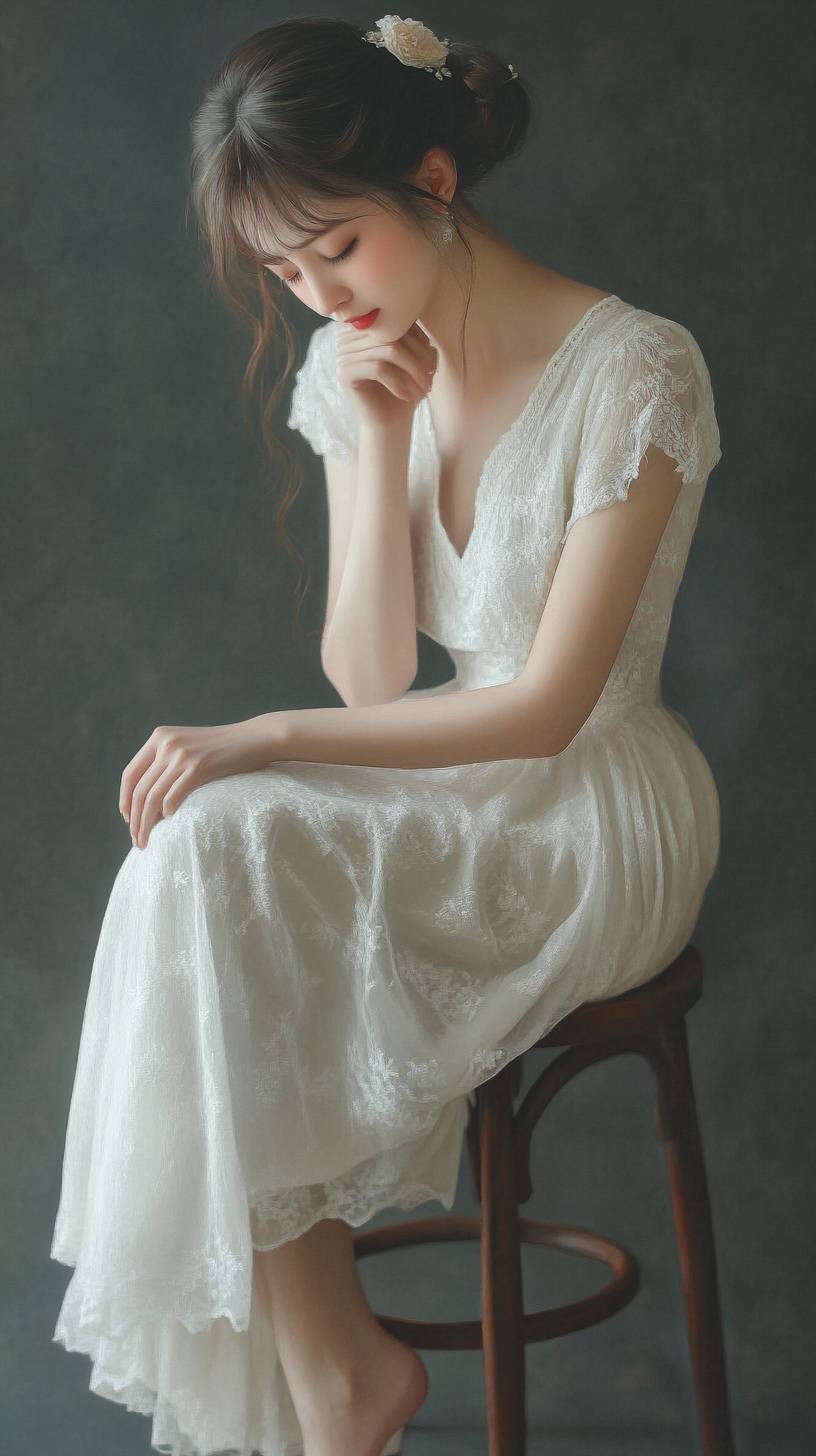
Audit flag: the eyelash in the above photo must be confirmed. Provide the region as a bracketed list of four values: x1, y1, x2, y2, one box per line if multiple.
[282, 237, 358, 288]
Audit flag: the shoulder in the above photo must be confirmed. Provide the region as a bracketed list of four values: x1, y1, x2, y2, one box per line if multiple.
[579, 301, 722, 484]
[599, 302, 714, 383]
[581, 302, 719, 427]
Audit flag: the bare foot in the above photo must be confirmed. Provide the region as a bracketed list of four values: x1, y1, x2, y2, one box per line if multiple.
[299, 1330, 429, 1456]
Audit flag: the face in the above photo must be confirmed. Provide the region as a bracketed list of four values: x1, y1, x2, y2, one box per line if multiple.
[259, 185, 447, 342]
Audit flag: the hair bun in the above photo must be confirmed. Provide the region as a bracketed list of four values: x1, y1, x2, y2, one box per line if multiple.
[445, 44, 531, 186]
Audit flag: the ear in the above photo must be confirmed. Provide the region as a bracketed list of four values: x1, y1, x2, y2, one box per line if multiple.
[415, 146, 458, 205]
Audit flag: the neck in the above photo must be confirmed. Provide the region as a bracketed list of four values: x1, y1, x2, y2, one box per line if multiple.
[417, 211, 557, 392]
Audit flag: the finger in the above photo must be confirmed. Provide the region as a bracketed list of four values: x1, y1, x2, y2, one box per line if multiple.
[378, 362, 430, 401]
[139, 765, 200, 849]
[402, 351, 437, 394]
[387, 334, 437, 391]
[404, 323, 438, 372]
[343, 330, 435, 395]
[346, 357, 421, 402]
[130, 757, 171, 848]
[120, 737, 158, 820]
[137, 763, 183, 849]
[370, 342, 434, 397]
[393, 327, 426, 365]
[161, 767, 199, 821]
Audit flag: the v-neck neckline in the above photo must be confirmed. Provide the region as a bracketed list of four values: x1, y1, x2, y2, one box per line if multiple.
[424, 291, 621, 565]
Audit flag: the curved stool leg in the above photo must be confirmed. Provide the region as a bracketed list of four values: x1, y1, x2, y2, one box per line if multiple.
[658, 1017, 737, 1455]
[478, 1063, 527, 1455]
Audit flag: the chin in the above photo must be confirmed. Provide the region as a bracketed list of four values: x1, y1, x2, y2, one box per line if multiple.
[376, 313, 418, 342]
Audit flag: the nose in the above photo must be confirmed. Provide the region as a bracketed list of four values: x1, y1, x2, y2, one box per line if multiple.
[309, 279, 352, 317]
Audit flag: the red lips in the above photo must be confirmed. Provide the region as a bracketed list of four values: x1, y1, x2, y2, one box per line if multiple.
[347, 309, 379, 329]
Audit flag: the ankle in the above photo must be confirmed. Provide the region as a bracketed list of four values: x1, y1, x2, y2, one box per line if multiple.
[316, 1359, 366, 1411]
[286, 1325, 386, 1418]
[318, 1328, 393, 1408]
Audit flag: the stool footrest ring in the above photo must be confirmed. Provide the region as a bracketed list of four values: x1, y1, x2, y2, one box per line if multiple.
[353, 1214, 640, 1350]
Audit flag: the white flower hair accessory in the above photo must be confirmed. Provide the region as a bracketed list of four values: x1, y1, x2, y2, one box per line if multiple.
[362, 14, 519, 85]
[363, 15, 453, 79]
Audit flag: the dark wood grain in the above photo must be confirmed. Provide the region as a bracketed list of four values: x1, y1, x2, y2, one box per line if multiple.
[353, 942, 737, 1454]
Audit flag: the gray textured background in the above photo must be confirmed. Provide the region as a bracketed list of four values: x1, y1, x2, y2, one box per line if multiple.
[3, 2, 813, 1452]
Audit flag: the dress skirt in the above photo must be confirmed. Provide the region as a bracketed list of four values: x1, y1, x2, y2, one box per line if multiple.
[50, 689, 720, 1455]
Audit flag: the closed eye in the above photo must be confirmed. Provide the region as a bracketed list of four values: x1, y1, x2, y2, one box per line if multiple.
[282, 237, 359, 288]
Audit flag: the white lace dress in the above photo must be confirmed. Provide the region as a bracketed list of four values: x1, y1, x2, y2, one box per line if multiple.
[50, 293, 723, 1456]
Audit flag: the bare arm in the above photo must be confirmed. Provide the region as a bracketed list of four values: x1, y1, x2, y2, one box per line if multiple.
[252, 445, 684, 771]
[266, 675, 546, 769]
[320, 422, 419, 706]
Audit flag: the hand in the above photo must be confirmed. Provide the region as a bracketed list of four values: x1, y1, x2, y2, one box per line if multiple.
[120, 717, 283, 850]
[336, 320, 438, 433]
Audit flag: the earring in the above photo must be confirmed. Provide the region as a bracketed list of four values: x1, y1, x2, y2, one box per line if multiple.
[433, 202, 454, 247]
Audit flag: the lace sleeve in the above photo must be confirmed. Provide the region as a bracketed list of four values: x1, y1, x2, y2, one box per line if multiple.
[565, 317, 722, 534]
[286, 321, 359, 461]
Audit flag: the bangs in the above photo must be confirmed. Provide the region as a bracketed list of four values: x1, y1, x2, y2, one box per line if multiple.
[226, 165, 365, 267]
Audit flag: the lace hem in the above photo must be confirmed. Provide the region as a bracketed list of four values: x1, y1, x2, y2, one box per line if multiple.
[52, 1171, 460, 1456]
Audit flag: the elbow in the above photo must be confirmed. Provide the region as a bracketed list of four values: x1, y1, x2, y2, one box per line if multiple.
[321, 619, 418, 707]
[533, 713, 585, 759]
[510, 716, 567, 762]
[523, 731, 570, 761]
[539, 712, 593, 758]
[322, 654, 418, 708]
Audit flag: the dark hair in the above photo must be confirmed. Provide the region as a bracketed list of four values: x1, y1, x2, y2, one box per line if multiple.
[187, 16, 532, 646]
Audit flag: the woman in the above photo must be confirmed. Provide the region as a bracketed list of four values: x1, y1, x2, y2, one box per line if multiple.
[50, 15, 723, 1456]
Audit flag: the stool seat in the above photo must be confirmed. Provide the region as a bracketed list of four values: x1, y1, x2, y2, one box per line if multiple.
[353, 942, 736, 1455]
[536, 944, 703, 1045]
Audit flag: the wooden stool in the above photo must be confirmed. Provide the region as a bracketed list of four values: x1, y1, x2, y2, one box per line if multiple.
[353, 943, 736, 1454]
